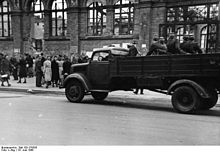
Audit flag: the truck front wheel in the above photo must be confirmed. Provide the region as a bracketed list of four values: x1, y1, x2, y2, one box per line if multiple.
[65, 80, 85, 103]
[171, 86, 200, 114]
[91, 92, 108, 101]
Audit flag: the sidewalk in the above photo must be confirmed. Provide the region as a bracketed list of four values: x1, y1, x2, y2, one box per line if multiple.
[0, 76, 169, 98]
[0, 76, 65, 95]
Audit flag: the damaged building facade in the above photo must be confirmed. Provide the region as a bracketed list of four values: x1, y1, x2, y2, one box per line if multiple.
[0, 0, 219, 56]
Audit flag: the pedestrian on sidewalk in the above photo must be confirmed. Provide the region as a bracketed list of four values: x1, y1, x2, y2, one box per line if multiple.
[63, 56, 71, 80]
[43, 56, 52, 88]
[51, 56, 59, 87]
[0, 54, 11, 87]
[26, 54, 34, 77]
[58, 55, 64, 88]
[10, 56, 18, 80]
[35, 55, 43, 87]
[17, 54, 27, 83]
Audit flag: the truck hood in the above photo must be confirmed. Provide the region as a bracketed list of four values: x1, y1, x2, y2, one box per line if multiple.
[70, 63, 89, 74]
[72, 63, 89, 68]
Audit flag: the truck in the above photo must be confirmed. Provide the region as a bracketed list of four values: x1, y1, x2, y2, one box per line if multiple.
[63, 47, 220, 114]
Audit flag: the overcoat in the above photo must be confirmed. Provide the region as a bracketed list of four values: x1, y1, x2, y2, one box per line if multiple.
[43, 60, 52, 82]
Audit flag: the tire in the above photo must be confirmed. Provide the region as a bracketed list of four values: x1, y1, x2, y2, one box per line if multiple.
[65, 80, 85, 103]
[200, 89, 218, 110]
[171, 86, 201, 114]
[91, 92, 108, 101]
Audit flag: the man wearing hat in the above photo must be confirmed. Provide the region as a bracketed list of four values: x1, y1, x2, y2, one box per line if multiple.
[127, 43, 138, 57]
[188, 36, 203, 54]
[147, 37, 167, 55]
[180, 35, 191, 53]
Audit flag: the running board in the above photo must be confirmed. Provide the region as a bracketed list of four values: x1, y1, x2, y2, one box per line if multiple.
[89, 90, 110, 93]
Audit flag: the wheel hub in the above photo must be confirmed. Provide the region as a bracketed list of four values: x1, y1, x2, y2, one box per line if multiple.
[69, 86, 80, 98]
[180, 94, 192, 106]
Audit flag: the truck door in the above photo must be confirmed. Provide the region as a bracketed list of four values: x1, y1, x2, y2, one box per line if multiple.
[88, 50, 110, 89]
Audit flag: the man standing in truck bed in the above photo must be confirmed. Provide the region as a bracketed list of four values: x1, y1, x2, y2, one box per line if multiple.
[147, 37, 167, 55]
[128, 43, 138, 57]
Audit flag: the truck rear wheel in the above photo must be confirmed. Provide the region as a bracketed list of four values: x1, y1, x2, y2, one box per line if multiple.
[171, 86, 200, 114]
[200, 89, 218, 110]
[91, 92, 108, 101]
[65, 80, 85, 103]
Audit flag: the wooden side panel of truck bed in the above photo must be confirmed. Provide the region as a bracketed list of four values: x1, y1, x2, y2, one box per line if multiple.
[111, 54, 220, 78]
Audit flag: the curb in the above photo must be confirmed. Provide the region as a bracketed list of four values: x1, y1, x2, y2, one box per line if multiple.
[0, 87, 65, 96]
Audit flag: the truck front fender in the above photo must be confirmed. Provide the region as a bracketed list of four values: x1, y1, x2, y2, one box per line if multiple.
[63, 73, 91, 91]
[167, 79, 209, 98]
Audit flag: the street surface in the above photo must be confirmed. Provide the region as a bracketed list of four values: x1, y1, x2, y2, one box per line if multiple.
[0, 91, 220, 145]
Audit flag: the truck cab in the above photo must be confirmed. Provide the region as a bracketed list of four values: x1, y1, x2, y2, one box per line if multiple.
[63, 47, 129, 103]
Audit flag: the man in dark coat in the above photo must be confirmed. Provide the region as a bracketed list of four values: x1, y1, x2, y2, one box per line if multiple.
[10, 57, 18, 80]
[35, 55, 43, 87]
[41, 53, 46, 66]
[188, 36, 203, 54]
[63, 57, 72, 80]
[26, 54, 34, 77]
[18, 55, 27, 83]
[147, 37, 167, 55]
[166, 34, 186, 54]
[180, 36, 191, 54]
[51, 56, 60, 87]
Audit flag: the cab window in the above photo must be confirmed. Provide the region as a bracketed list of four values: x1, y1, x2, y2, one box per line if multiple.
[92, 51, 110, 62]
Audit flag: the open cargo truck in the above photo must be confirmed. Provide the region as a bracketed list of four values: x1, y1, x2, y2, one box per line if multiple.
[63, 47, 220, 114]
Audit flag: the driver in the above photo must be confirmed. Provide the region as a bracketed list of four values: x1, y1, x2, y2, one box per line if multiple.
[98, 56, 103, 61]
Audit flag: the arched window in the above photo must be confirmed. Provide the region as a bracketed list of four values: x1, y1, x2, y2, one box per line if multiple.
[200, 26, 207, 50]
[31, 0, 44, 18]
[87, 2, 106, 36]
[114, 0, 134, 35]
[0, 0, 11, 37]
[51, 0, 67, 36]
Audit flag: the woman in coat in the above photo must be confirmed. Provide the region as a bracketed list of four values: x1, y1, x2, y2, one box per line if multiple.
[43, 56, 52, 88]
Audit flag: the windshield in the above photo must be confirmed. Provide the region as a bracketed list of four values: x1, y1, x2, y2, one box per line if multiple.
[92, 51, 109, 61]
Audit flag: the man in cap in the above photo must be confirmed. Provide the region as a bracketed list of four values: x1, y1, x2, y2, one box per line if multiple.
[128, 43, 138, 57]
[147, 37, 167, 55]
[180, 35, 192, 54]
[188, 36, 203, 54]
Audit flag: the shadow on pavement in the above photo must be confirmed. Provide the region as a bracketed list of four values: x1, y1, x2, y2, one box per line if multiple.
[196, 110, 220, 117]
[76, 98, 175, 114]
[64, 97, 220, 117]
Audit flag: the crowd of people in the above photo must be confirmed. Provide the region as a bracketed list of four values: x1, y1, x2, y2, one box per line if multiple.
[0, 33, 203, 91]
[0, 52, 88, 88]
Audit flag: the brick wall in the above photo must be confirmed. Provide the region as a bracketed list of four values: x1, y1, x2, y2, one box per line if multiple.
[44, 40, 70, 56]
[0, 40, 14, 56]
[150, 7, 166, 41]
[0, 0, 220, 56]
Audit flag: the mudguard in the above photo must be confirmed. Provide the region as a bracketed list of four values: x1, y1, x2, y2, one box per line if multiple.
[63, 73, 91, 91]
[167, 79, 210, 98]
